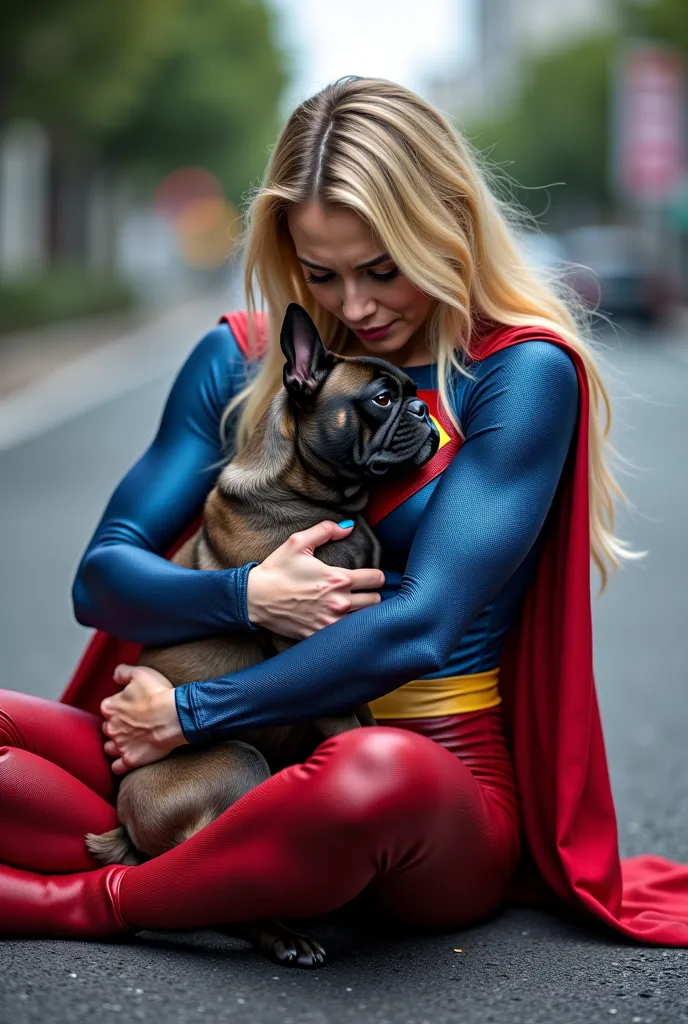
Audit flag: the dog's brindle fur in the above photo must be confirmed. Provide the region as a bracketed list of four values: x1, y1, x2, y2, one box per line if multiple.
[85, 304, 439, 967]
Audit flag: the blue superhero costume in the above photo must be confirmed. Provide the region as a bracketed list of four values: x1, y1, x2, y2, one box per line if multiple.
[3, 313, 688, 945]
[71, 320, 579, 741]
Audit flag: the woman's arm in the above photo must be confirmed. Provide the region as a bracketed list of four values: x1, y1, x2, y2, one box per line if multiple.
[174, 341, 580, 743]
[72, 324, 262, 645]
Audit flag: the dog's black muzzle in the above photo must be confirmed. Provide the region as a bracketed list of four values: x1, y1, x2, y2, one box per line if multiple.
[364, 398, 440, 477]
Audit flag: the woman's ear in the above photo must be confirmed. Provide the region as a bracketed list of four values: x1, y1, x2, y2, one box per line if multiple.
[280, 303, 333, 403]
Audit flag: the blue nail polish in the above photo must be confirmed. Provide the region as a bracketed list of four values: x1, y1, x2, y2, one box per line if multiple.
[338, 519, 355, 528]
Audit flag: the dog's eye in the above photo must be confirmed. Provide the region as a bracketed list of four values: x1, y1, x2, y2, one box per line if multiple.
[372, 391, 392, 407]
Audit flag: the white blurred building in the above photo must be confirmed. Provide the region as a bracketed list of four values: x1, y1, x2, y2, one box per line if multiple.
[430, 0, 617, 122]
[0, 121, 49, 280]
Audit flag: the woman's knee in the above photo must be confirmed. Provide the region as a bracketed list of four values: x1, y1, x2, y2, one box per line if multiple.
[0, 689, 116, 804]
[0, 689, 30, 747]
[311, 725, 454, 833]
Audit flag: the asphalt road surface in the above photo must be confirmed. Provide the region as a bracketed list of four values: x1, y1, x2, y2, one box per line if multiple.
[1, 319, 687, 1024]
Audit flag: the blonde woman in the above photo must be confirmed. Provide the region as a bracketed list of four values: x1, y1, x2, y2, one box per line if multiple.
[2, 77, 687, 951]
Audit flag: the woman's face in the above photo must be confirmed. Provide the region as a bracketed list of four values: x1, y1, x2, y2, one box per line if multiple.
[286, 202, 434, 367]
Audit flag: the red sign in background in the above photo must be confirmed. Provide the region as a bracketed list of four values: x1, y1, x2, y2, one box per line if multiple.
[614, 43, 687, 205]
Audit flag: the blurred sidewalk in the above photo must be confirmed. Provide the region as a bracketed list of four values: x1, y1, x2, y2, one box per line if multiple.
[0, 304, 160, 400]
[0, 282, 243, 452]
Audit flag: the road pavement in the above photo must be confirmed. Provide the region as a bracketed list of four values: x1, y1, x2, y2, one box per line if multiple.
[0, 320, 687, 1024]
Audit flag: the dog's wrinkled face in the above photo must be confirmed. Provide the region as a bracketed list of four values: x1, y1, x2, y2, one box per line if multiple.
[280, 303, 440, 481]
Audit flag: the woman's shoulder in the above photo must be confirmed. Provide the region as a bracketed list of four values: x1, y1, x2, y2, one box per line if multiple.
[456, 336, 579, 431]
[167, 315, 262, 430]
[217, 310, 269, 362]
[185, 310, 267, 368]
[467, 335, 578, 392]
[192, 309, 269, 376]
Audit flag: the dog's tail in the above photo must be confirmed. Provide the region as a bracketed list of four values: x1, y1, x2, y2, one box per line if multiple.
[85, 827, 142, 866]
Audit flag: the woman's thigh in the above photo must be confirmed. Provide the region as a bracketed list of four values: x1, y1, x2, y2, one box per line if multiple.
[117, 724, 521, 933]
[0, 688, 115, 804]
[349, 723, 521, 932]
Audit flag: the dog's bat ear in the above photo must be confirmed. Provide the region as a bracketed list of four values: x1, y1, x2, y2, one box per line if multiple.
[280, 303, 333, 404]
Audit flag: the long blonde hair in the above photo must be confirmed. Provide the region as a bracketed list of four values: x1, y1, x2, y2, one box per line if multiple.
[223, 75, 636, 589]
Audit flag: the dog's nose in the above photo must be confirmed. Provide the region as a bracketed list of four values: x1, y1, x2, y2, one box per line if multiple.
[407, 398, 428, 418]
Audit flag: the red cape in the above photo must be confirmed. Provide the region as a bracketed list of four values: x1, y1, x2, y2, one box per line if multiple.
[61, 310, 688, 944]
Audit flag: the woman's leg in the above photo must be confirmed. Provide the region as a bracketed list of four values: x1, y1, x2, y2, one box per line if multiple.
[0, 689, 116, 802]
[0, 724, 519, 938]
[0, 689, 118, 871]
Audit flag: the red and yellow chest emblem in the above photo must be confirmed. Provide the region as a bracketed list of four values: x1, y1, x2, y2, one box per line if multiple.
[365, 389, 463, 527]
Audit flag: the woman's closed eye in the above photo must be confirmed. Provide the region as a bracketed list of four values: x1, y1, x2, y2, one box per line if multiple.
[306, 268, 400, 285]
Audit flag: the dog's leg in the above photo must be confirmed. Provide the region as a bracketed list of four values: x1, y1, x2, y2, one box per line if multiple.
[354, 703, 377, 727]
[314, 703, 377, 736]
[269, 639, 371, 737]
[313, 712, 361, 736]
[219, 920, 327, 969]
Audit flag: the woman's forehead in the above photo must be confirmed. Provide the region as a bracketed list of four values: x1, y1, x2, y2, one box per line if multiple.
[287, 202, 384, 264]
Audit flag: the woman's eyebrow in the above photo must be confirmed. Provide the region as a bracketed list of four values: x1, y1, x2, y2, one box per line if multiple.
[297, 253, 391, 272]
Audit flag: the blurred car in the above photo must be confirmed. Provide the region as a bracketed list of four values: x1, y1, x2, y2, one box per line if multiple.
[559, 225, 681, 325]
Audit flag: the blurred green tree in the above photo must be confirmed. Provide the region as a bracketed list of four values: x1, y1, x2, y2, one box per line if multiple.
[1, 0, 185, 138]
[1, 0, 286, 265]
[102, 0, 288, 205]
[629, 0, 688, 52]
[2, 0, 286, 194]
[465, 35, 616, 219]
[464, 0, 688, 221]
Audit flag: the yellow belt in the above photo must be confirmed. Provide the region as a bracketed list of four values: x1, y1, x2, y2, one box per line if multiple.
[369, 668, 501, 720]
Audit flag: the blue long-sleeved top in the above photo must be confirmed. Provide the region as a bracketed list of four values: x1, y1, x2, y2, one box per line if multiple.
[72, 320, 579, 745]
[72, 326, 262, 643]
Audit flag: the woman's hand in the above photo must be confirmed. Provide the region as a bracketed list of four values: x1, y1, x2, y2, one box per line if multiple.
[246, 520, 385, 640]
[100, 665, 189, 775]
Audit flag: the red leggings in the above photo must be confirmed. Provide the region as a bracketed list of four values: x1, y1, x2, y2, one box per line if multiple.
[0, 688, 521, 938]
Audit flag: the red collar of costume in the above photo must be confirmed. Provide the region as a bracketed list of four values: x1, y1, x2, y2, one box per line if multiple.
[61, 311, 688, 945]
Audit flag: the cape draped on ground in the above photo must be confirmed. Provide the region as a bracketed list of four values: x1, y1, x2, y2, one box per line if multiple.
[60, 310, 688, 945]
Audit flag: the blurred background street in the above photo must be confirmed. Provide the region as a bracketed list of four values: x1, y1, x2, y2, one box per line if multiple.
[1, 0, 688, 1022]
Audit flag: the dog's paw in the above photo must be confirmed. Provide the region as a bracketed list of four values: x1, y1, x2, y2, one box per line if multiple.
[233, 919, 327, 969]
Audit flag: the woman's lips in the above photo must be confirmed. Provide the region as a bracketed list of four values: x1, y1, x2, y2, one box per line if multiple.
[353, 320, 397, 340]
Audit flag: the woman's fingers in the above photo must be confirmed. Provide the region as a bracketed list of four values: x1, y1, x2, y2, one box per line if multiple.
[348, 592, 382, 612]
[113, 664, 135, 686]
[348, 568, 385, 591]
[332, 568, 385, 615]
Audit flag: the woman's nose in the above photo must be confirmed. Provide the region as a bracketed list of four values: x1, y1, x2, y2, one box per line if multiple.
[342, 284, 375, 323]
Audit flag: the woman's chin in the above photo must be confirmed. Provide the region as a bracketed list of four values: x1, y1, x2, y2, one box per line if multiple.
[351, 333, 414, 361]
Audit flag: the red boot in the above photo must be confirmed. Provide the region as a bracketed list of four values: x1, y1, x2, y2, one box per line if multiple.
[0, 862, 131, 939]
